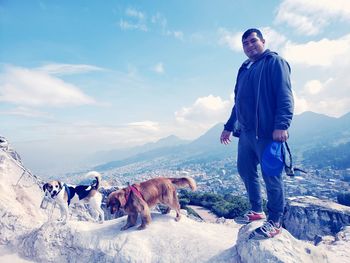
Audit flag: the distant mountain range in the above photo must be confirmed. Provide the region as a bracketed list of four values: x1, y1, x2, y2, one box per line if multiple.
[87, 135, 190, 165]
[288, 111, 350, 147]
[93, 122, 236, 171]
[91, 111, 350, 171]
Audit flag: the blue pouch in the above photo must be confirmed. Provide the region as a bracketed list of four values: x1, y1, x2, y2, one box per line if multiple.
[261, 141, 284, 176]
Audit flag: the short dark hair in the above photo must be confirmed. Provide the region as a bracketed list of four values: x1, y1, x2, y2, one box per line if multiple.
[242, 28, 264, 41]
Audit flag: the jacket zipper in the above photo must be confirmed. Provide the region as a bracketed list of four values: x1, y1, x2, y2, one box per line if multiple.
[255, 58, 266, 140]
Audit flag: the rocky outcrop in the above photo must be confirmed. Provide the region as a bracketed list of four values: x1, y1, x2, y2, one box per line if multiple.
[283, 196, 350, 241]
[18, 213, 238, 263]
[0, 152, 47, 245]
[235, 221, 329, 263]
[19, 221, 114, 263]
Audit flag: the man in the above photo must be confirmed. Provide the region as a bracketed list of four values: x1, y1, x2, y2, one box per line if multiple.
[220, 28, 294, 239]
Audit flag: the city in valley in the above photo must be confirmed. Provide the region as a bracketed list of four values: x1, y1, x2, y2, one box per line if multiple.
[86, 156, 350, 203]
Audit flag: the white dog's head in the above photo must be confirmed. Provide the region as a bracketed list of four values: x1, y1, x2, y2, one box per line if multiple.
[43, 180, 63, 198]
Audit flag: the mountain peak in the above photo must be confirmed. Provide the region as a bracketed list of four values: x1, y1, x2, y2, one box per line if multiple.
[340, 111, 350, 120]
[296, 111, 336, 120]
[143, 134, 189, 148]
[155, 134, 183, 143]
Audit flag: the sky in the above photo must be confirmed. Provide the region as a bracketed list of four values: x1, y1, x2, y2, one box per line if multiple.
[1, 0, 350, 174]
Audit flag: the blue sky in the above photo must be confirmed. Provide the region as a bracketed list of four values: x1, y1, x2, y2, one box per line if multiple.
[1, 0, 350, 174]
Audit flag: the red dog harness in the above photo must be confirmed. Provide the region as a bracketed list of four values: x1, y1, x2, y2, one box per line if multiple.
[124, 184, 145, 204]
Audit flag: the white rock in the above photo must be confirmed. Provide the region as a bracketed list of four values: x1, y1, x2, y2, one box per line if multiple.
[236, 221, 329, 263]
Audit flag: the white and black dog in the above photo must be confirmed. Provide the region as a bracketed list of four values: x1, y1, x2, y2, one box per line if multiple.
[42, 171, 104, 223]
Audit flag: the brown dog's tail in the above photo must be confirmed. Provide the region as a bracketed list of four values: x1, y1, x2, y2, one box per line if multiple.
[170, 177, 197, 191]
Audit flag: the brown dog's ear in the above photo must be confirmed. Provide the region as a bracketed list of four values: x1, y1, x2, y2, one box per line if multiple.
[118, 191, 127, 207]
[43, 183, 49, 192]
[106, 192, 117, 208]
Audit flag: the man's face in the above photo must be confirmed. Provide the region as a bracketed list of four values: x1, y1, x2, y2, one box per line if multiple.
[242, 32, 265, 61]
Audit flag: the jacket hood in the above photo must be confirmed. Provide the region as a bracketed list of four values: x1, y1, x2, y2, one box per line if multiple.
[241, 49, 278, 67]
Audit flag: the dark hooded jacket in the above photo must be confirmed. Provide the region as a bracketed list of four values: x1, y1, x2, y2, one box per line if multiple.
[224, 49, 294, 139]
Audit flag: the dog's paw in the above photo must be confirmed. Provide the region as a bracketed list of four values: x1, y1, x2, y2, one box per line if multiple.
[121, 225, 129, 231]
[175, 216, 181, 222]
[137, 225, 146, 230]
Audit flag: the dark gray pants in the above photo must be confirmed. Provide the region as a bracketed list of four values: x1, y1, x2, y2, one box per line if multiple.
[237, 130, 285, 223]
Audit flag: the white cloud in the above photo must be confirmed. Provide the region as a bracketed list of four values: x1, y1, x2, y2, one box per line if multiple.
[151, 13, 184, 40]
[175, 95, 231, 126]
[276, 7, 326, 36]
[127, 121, 160, 132]
[126, 8, 145, 20]
[36, 63, 104, 75]
[151, 13, 167, 28]
[119, 8, 148, 32]
[120, 9, 183, 41]
[292, 91, 309, 115]
[0, 66, 96, 107]
[261, 27, 287, 51]
[119, 19, 148, 32]
[27, 121, 165, 152]
[153, 62, 164, 74]
[276, 0, 350, 35]
[218, 27, 287, 53]
[282, 34, 350, 67]
[218, 28, 242, 51]
[49, 95, 233, 150]
[0, 106, 51, 118]
[303, 80, 324, 95]
[294, 76, 350, 117]
[166, 30, 184, 40]
[278, 33, 350, 117]
[293, 91, 350, 117]
[311, 97, 350, 117]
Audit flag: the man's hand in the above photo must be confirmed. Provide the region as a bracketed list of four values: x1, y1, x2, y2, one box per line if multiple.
[272, 129, 289, 142]
[220, 130, 232, 145]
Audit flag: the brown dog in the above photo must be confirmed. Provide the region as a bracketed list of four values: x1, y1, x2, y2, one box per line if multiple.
[107, 177, 196, 230]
